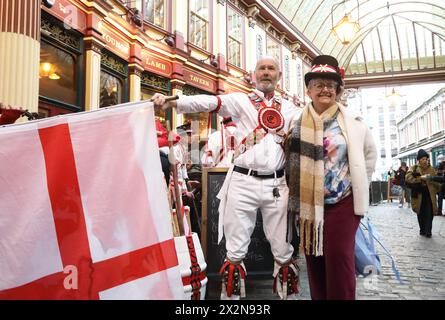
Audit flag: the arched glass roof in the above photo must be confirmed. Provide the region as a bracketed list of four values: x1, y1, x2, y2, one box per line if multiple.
[267, 0, 445, 76]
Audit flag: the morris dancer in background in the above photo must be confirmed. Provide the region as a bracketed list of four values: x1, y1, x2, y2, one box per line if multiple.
[152, 56, 302, 300]
[201, 116, 237, 167]
[0, 104, 24, 125]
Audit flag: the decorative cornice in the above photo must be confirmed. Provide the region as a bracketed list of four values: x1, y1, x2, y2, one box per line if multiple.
[101, 50, 128, 76]
[84, 37, 104, 53]
[141, 72, 170, 91]
[41, 12, 81, 52]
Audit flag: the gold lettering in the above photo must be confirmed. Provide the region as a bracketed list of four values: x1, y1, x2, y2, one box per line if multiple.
[103, 32, 129, 55]
[190, 75, 209, 87]
[145, 58, 166, 71]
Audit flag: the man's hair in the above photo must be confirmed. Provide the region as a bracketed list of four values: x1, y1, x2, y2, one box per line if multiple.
[255, 56, 281, 72]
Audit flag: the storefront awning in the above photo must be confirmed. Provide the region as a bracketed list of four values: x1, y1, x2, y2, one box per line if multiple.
[395, 138, 445, 159]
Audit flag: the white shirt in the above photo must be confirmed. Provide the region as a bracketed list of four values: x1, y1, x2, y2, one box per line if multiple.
[201, 125, 237, 167]
[176, 90, 302, 173]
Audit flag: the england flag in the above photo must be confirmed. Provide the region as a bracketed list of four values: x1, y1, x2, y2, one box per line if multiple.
[0, 101, 185, 299]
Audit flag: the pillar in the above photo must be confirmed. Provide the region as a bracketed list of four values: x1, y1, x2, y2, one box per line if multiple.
[128, 42, 144, 102]
[84, 39, 102, 111]
[0, 0, 40, 113]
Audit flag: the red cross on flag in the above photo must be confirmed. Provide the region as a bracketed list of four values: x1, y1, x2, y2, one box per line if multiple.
[0, 102, 185, 299]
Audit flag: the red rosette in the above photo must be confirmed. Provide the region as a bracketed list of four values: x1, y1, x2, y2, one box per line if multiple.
[258, 107, 284, 132]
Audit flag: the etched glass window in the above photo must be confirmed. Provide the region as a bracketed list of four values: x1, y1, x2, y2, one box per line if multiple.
[190, 0, 209, 50]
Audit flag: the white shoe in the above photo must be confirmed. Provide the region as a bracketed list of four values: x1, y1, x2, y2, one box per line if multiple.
[398, 204, 403, 208]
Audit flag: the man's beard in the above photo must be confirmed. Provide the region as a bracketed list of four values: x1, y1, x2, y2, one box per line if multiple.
[257, 82, 275, 94]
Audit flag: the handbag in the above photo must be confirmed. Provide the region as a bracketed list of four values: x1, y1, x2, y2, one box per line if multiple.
[355, 217, 403, 283]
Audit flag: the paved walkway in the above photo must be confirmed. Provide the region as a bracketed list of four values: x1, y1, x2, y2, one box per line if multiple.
[205, 201, 445, 300]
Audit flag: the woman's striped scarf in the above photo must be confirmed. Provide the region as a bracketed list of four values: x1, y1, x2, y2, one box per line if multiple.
[284, 103, 340, 256]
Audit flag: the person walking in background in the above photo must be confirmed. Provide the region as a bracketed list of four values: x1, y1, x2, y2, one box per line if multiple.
[406, 149, 440, 238]
[285, 55, 377, 300]
[435, 155, 445, 215]
[396, 161, 411, 208]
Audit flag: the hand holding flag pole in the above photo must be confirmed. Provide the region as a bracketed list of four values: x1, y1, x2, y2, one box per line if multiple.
[162, 96, 185, 237]
[150, 94, 179, 111]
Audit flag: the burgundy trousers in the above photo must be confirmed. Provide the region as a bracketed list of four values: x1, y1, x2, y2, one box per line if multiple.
[305, 194, 361, 300]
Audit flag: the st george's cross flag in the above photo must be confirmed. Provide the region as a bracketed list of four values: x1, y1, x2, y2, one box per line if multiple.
[0, 101, 185, 299]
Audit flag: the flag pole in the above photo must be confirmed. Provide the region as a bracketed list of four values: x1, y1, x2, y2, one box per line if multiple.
[164, 97, 185, 237]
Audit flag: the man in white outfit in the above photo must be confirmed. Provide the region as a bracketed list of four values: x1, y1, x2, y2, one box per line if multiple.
[201, 116, 237, 167]
[152, 57, 301, 300]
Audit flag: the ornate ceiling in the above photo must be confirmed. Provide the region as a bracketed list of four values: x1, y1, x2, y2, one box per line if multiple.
[266, 0, 445, 79]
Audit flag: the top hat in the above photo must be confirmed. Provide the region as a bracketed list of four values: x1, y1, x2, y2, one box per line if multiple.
[176, 120, 192, 133]
[304, 55, 344, 87]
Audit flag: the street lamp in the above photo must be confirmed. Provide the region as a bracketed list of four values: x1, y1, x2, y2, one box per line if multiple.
[331, 0, 360, 45]
[333, 14, 360, 45]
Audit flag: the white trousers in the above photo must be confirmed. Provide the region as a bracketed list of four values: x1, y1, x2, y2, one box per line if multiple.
[223, 171, 293, 264]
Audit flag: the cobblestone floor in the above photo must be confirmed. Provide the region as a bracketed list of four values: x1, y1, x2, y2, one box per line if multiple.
[205, 201, 445, 300]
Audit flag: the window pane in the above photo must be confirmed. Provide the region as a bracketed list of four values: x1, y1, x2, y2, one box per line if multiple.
[266, 36, 280, 62]
[144, 0, 165, 28]
[142, 88, 166, 125]
[227, 7, 242, 41]
[190, 12, 207, 49]
[39, 42, 76, 105]
[100, 71, 122, 108]
[228, 38, 241, 67]
[190, 0, 208, 20]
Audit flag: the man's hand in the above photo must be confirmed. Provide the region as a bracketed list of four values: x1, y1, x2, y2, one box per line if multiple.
[150, 93, 177, 111]
[187, 180, 201, 190]
[184, 191, 195, 200]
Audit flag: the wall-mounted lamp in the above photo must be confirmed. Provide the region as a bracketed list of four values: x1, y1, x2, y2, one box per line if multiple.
[130, 9, 143, 27]
[331, 0, 360, 45]
[42, 0, 55, 9]
[146, 34, 175, 47]
[39, 62, 60, 80]
[234, 73, 252, 84]
[199, 55, 218, 68]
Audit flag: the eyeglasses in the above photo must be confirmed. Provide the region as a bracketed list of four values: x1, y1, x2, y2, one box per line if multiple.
[310, 82, 338, 92]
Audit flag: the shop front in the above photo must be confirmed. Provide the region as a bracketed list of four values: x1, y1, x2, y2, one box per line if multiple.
[182, 69, 218, 142]
[141, 51, 173, 127]
[38, 10, 85, 118]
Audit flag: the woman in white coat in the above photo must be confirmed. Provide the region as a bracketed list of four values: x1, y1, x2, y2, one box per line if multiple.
[284, 55, 377, 300]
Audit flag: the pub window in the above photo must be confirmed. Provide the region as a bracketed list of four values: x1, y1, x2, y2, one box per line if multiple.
[141, 88, 167, 125]
[100, 50, 128, 108]
[100, 71, 123, 108]
[189, 0, 209, 50]
[227, 6, 243, 68]
[39, 12, 83, 111]
[182, 85, 212, 142]
[144, 0, 165, 28]
[140, 71, 171, 126]
[39, 41, 77, 106]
